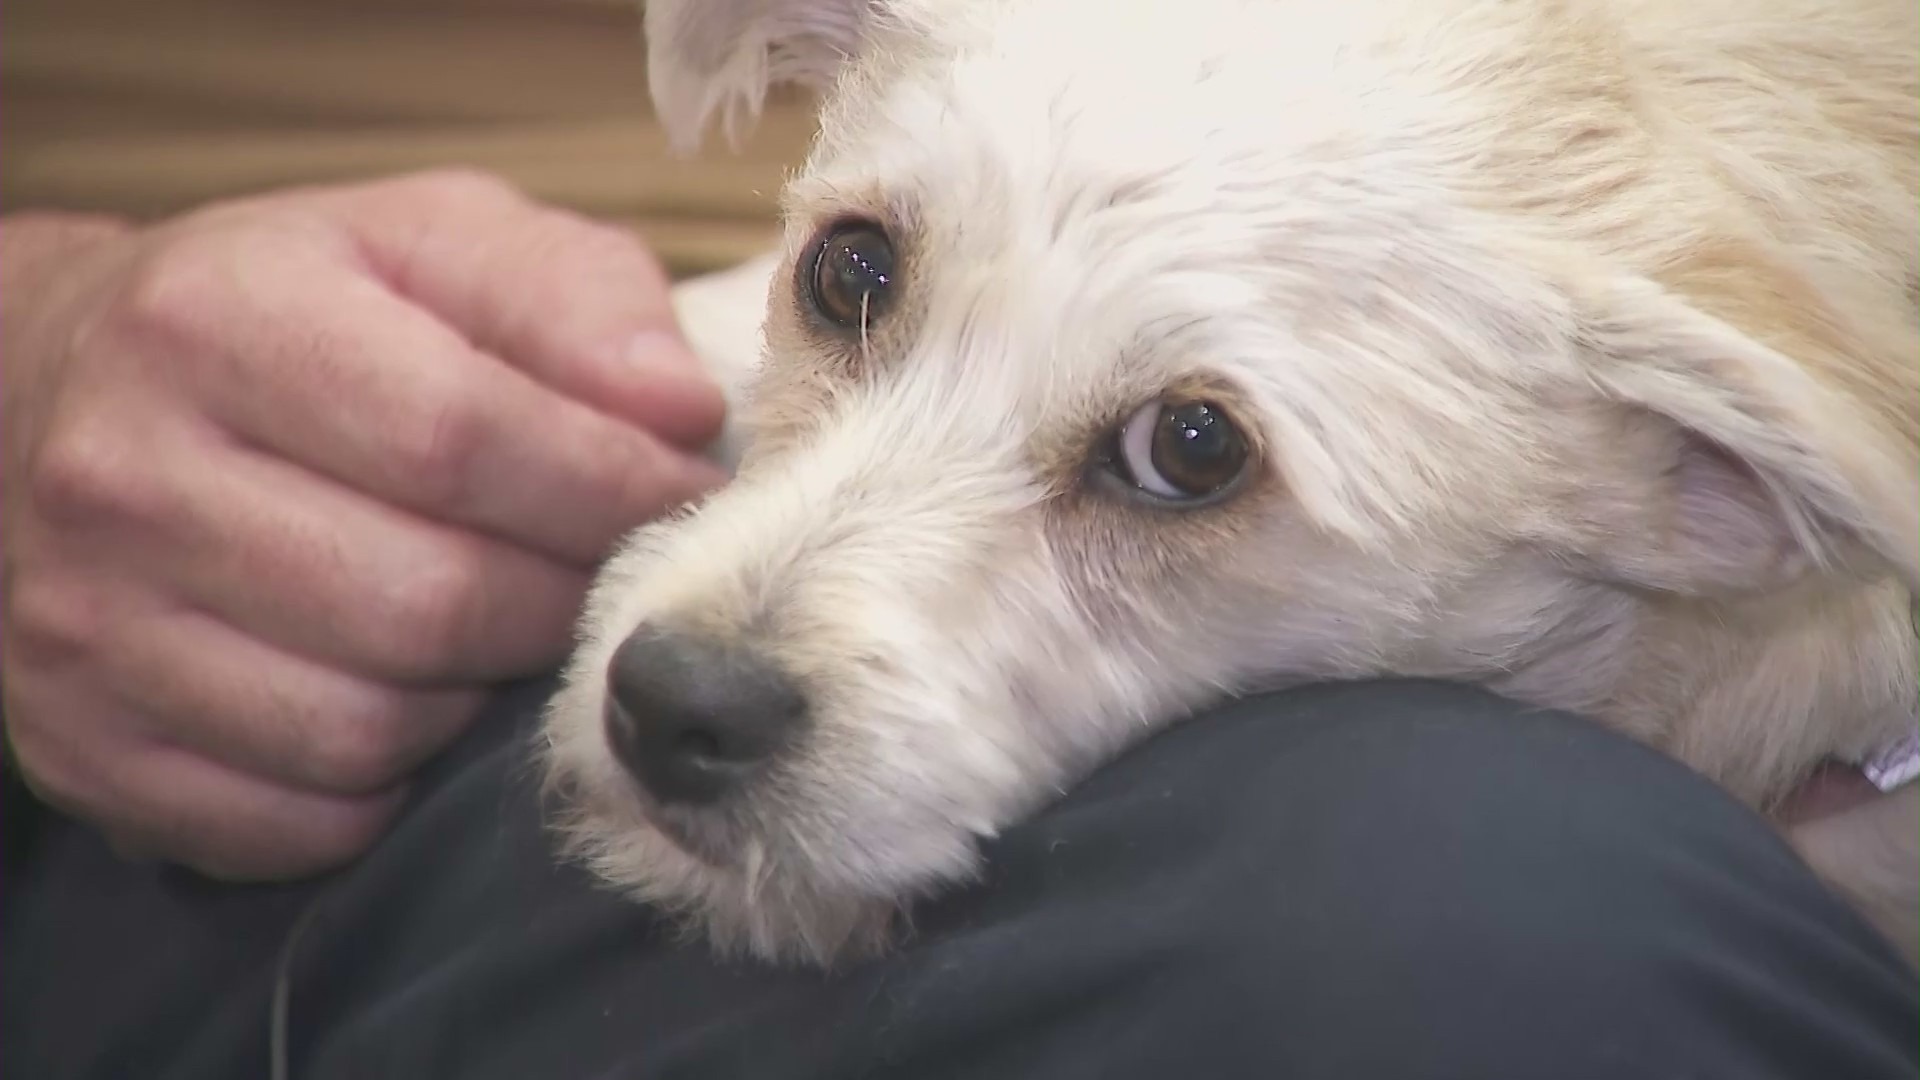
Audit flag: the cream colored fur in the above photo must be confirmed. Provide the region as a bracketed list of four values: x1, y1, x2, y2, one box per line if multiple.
[543, 0, 1919, 966]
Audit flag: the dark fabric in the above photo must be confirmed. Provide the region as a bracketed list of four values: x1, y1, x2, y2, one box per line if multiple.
[4, 679, 1915, 1079]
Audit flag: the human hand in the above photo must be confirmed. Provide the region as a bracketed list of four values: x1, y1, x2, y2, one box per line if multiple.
[0, 171, 727, 879]
[1787, 780, 1919, 966]
[1775, 761, 1887, 825]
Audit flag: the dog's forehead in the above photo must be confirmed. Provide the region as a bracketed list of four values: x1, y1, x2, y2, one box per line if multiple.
[764, 0, 1574, 533]
[781, 0, 1488, 345]
[781, 7, 1380, 397]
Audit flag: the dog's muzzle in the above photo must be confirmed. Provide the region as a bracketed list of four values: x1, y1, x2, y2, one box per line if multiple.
[602, 627, 810, 806]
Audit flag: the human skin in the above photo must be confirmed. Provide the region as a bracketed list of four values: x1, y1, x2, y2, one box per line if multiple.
[0, 170, 728, 880]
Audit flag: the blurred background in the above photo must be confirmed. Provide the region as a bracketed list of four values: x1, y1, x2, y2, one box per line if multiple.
[1, 0, 816, 278]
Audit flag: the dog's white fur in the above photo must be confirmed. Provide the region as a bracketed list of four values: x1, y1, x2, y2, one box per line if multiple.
[544, 0, 1920, 966]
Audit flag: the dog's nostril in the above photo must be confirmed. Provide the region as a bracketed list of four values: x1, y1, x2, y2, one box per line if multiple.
[672, 728, 725, 763]
[601, 626, 810, 806]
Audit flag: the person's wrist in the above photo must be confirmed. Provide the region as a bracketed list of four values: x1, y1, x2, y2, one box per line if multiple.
[0, 212, 131, 408]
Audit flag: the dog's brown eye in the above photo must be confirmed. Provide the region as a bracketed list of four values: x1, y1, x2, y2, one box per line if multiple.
[1111, 399, 1249, 502]
[806, 222, 896, 330]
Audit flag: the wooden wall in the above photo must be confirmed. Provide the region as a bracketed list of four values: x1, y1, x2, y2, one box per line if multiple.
[1, 0, 817, 277]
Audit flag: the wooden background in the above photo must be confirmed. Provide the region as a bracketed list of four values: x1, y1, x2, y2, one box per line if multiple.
[1, 0, 818, 278]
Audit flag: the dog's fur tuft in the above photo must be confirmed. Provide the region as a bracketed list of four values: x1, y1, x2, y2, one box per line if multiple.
[646, 0, 876, 154]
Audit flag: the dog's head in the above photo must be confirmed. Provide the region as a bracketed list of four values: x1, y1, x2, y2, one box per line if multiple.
[544, 0, 1919, 964]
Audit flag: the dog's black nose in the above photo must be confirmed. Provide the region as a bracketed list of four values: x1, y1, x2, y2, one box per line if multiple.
[602, 628, 808, 806]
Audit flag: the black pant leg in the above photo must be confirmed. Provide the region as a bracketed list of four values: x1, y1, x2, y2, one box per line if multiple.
[858, 679, 1920, 1080]
[6, 679, 1914, 1080]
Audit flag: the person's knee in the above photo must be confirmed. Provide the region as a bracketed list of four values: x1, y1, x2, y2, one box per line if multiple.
[926, 679, 1917, 1079]
[1065, 679, 1901, 969]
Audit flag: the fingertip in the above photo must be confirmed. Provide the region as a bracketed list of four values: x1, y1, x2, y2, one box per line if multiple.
[620, 444, 732, 530]
[682, 456, 734, 501]
[204, 784, 409, 882]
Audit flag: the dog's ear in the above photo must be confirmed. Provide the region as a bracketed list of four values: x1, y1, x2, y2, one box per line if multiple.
[645, 0, 877, 153]
[1568, 274, 1918, 596]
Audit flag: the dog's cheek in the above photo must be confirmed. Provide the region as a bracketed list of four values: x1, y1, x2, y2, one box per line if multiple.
[795, 692, 1032, 882]
[756, 593, 1080, 904]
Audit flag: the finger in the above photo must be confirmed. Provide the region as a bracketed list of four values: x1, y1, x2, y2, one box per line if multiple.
[108, 748, 408, 881]
[131, 426, 591, 684]
[334, 171, 728, 449]
[1773, 762, 1883, 826]
[174, 237, 725, 565]
[6, 676, 405, 880]
[103, 604, 483, 796]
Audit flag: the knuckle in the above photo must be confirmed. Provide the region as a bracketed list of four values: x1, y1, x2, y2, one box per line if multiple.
[290, 801, 396, 870]
[391, 167, 521, 209]
[111, 236, 233, 346]
[391, 395, 483, 510]
[0, 697, 142, 849]
[368, 553, 481, 673]
[529, 213, 663, 285]
[568, 217, 654, 266]
[1, 713, 88, 812]
[191, 800, 394, 880]
[301, 702, 412, 793]
[4, 578, 104, 660]
[27, 417, 151, 527]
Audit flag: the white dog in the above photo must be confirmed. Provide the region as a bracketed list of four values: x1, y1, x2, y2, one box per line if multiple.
[543, 0, 1920, 968]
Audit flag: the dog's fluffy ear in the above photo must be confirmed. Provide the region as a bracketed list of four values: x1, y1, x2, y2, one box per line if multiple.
[645, 0, 876, 153]
[1569, 274, 1919, 596]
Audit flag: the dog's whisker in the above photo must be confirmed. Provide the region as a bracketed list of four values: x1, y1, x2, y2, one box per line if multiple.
[741, 838, 769, 910]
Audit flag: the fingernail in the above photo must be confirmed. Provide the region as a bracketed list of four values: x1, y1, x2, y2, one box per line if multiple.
[688, 457, 733, 494]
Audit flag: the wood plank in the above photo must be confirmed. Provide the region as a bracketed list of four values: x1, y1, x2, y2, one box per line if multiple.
[3, 120, 804, 221]
[1, 0, 816, 278]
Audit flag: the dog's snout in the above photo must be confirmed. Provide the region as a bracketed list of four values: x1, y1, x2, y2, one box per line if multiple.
[602, 628, 808, 806]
